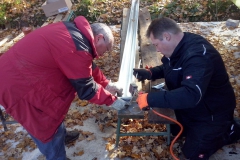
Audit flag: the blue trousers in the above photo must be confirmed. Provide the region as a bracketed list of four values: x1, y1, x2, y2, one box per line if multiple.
[29, 123, 67, 160]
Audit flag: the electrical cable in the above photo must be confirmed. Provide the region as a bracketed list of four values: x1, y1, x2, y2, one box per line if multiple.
[151, 108, 183, 160]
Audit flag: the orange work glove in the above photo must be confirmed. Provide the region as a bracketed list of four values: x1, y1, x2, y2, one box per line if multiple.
[136, 93, 149, 110]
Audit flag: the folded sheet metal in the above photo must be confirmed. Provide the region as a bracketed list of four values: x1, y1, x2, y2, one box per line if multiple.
[118, 0, 139, 97]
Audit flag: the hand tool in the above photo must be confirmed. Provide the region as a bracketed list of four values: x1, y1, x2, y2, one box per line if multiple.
[152, 82, 166, 91]
[122, 83, 142, 114]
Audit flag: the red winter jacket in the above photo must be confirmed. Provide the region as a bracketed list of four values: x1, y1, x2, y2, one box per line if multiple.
[0, 16, 117, 142]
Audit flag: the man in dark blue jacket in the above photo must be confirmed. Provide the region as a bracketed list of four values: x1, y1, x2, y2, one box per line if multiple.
[134, 17, 240, 159]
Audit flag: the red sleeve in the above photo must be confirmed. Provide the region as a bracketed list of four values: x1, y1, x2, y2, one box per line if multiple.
[54, 51, 115, 106]
[92, 66, 109, 88]
[89, 84, 117, 106]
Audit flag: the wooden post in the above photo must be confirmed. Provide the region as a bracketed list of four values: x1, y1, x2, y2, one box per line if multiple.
[138, 7, 175, 124]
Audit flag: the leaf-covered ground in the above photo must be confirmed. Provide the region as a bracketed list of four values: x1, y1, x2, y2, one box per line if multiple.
[2, 21, 240, 159]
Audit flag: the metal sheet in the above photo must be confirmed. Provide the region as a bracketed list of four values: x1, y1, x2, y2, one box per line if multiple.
[118, 0, 139, 97]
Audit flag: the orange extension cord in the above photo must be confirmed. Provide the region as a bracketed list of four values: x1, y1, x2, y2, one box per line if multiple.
[151, 108, 183, 160]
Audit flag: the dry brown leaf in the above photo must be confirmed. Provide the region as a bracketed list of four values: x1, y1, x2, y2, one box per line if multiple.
[74, 150, 84, 156]
[146, 138, 155, 144]
[132, 146, 140, 153]
[98, 123, 104, 132]
[117, 151, 126, 158]
[86, 135, 95, 141]
[140, 146, 148, 153]
[122, 145, 133, 152]
[105, 143, 115, 151]
[78, 135, 85, 141]
[81, 131, 93, 136]
[131, 153, 141, 159]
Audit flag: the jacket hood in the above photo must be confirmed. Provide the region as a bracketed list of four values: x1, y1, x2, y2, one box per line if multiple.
[74, 16, 98, 58]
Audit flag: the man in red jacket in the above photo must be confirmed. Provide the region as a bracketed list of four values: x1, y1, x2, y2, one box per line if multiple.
[0, 16, 126, 159]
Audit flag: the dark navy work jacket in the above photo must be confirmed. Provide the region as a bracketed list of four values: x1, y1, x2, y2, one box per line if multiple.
[147, 32, 236, 124]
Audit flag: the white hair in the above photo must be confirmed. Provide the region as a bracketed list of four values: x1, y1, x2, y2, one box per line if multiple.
[90, 23, 113, 45]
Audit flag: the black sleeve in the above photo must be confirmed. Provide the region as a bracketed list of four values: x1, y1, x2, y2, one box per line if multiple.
[150, 64, 165, 80]
[147, 54, 214, 109]
[69, 77, 98, 100]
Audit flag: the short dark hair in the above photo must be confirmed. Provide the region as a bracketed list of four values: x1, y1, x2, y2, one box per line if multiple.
[146, 17, 182, 40]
